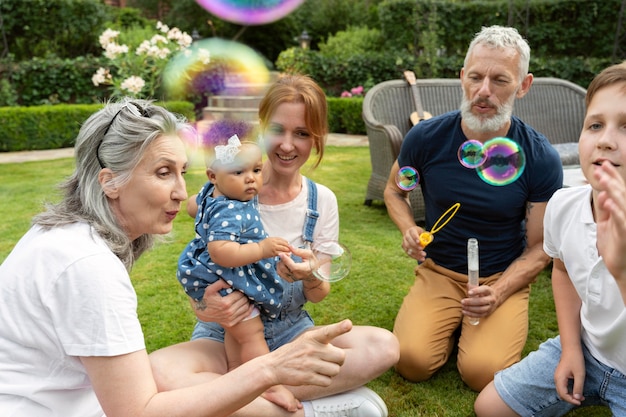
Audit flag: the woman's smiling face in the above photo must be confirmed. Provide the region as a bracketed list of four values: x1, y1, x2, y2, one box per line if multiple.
[262, 102, 313, 175]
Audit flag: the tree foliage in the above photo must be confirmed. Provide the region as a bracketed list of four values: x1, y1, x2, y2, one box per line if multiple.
[0, 0, 109, 60]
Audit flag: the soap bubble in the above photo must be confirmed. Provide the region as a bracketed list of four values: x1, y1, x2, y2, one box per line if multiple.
[309, 241, 351, 282]
[396, 166, 420, 191]
[163, 38, 270, 100]
[476, 137, 526, 186]
[458, 140, 486, 169]
[195, 0, 306, 25]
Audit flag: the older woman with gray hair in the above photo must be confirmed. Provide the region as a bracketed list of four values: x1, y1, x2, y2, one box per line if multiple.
[0, 98, 351, 417]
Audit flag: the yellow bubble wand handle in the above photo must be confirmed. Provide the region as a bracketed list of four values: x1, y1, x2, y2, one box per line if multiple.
[419, 202, 460, 247]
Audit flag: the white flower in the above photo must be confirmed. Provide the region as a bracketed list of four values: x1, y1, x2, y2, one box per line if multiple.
[94, 22, 192, 98]
[150, 34, 169, 45]
[120, 76, 146, 94]
[177, 33, 193, 49]
[167, 28, 193, 49]
[156, 21, 169, 33]
[197, 48, 211, 65]
[167, 27, 183, 40]
[136, 40, 152, 55]
[136, 42, 171, 59]
[91, 67, 112, 86]
[155, 47, 171, 59]
[99, 28, 120, 48]
[104, 42, 129, 60]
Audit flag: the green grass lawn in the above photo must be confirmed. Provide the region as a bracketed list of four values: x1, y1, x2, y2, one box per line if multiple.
[0, 146, 610, 416]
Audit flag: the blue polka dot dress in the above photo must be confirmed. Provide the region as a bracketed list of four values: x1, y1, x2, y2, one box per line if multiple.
[177, 183, 283, 318]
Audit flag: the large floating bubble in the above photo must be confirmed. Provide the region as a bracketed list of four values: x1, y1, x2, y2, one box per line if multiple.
[309, 241, 352, 282]
[195, 0, 305, 25]
[163, 38, 270, 100]
[476, 137, 526, 186]
[458, 139, 486, 169]
[396, 166, 420, 191]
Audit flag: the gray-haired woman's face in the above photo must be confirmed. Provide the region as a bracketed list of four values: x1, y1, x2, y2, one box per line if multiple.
[107, 135, 188, 240]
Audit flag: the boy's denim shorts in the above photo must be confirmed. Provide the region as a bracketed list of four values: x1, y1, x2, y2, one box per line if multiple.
[191, 281, 314, 351]
[494, 335, 626, 416]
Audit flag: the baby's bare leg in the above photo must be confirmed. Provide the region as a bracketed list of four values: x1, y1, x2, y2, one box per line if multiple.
[226, 314, 301, 411]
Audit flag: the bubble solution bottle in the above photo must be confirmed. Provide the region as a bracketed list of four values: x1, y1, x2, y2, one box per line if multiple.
[467, 238, 480, 325]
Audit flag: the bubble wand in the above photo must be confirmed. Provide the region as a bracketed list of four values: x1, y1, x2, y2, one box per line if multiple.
[419, 202, 460, 247]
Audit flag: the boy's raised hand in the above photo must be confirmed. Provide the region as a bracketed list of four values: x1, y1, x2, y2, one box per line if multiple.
[595, 161, 626, 302]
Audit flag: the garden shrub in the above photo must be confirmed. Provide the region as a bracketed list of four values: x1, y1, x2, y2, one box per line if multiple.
[0, 102, 195, 152]
[327, 97, 366, 135]
[318, 26, 385, 61]
[0, 0, 109, 60]
[3, 56, 110, 106]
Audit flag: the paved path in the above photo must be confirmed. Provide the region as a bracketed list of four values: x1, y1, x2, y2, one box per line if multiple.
[0, 133, 368, 164]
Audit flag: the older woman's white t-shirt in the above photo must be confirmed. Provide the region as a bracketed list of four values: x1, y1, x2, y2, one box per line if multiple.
[0, 222, 145, 417]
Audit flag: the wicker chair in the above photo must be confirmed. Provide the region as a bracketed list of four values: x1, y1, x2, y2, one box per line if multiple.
[361, 77, 587, 222]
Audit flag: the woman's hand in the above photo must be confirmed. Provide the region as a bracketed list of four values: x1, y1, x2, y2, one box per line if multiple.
[276, 245, 315, 282]
[267, 319, 352, 387]
[277, 245, 330, 303]
[190, 280, 254, 328]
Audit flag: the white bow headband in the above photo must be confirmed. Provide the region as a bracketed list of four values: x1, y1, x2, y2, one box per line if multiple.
[214, 134, 241, 164]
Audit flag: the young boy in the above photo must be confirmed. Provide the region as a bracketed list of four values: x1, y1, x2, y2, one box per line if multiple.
[474, 61, 626, 416]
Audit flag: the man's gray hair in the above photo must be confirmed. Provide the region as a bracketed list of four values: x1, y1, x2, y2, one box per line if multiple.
[464, 25, 531, 83]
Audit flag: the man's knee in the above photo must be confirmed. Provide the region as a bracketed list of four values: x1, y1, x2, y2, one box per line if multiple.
[458, 353, 515, 391]
[395, 348, 442, 382]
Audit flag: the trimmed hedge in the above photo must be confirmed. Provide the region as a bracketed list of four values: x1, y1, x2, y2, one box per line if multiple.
[0, 102, 195, 152]
[327, 97, 366, 135]
[0, 99, 363, 152]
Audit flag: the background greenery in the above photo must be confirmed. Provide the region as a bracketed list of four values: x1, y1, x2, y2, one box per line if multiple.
[0, 101, 194, 151]
[0, 146, 610, 416]
[0, 0, 622, 107]
[1, 0, 621, 147]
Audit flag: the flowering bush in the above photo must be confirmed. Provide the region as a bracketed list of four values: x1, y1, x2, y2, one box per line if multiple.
[340, 85, 364, 98]
[92, 22, 193, 98]
[202, 119, 256, 148]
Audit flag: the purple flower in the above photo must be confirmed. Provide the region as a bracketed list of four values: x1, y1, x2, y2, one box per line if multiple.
[202, 119, 254, 147]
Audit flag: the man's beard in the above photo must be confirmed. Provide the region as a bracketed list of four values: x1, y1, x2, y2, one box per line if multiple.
[460, 93, 515, 134]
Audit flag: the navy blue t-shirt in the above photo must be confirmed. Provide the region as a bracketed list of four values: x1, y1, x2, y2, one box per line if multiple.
[397, 111, 563, 275]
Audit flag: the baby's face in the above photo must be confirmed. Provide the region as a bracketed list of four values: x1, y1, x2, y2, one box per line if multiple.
[578, 82, 626, 189]
[211, 144, 263, 202]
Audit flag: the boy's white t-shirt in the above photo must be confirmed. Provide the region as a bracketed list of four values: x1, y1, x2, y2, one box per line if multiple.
[259, 176, 339, 245]
[544, 185, 626, 374]
[0, 222, 145, 417]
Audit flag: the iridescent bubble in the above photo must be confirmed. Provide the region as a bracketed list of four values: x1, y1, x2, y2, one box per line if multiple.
[195, 0, 305, 25]
[458, 139, 486, 169]
[476, 137, 526, 186]
[308, 241, 351, 282]
[163, 38, 270, 100]
[396, 166, 420, 191]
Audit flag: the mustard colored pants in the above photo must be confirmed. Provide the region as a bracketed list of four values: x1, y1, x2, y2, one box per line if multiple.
[393, 259, 530, 391]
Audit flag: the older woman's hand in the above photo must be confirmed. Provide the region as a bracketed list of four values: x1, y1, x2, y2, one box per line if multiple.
[189, 280, 254, 328]
[267, 319, 352, 387]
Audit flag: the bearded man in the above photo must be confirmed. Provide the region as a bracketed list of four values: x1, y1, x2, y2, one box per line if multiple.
[383, 25, 563, 391]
